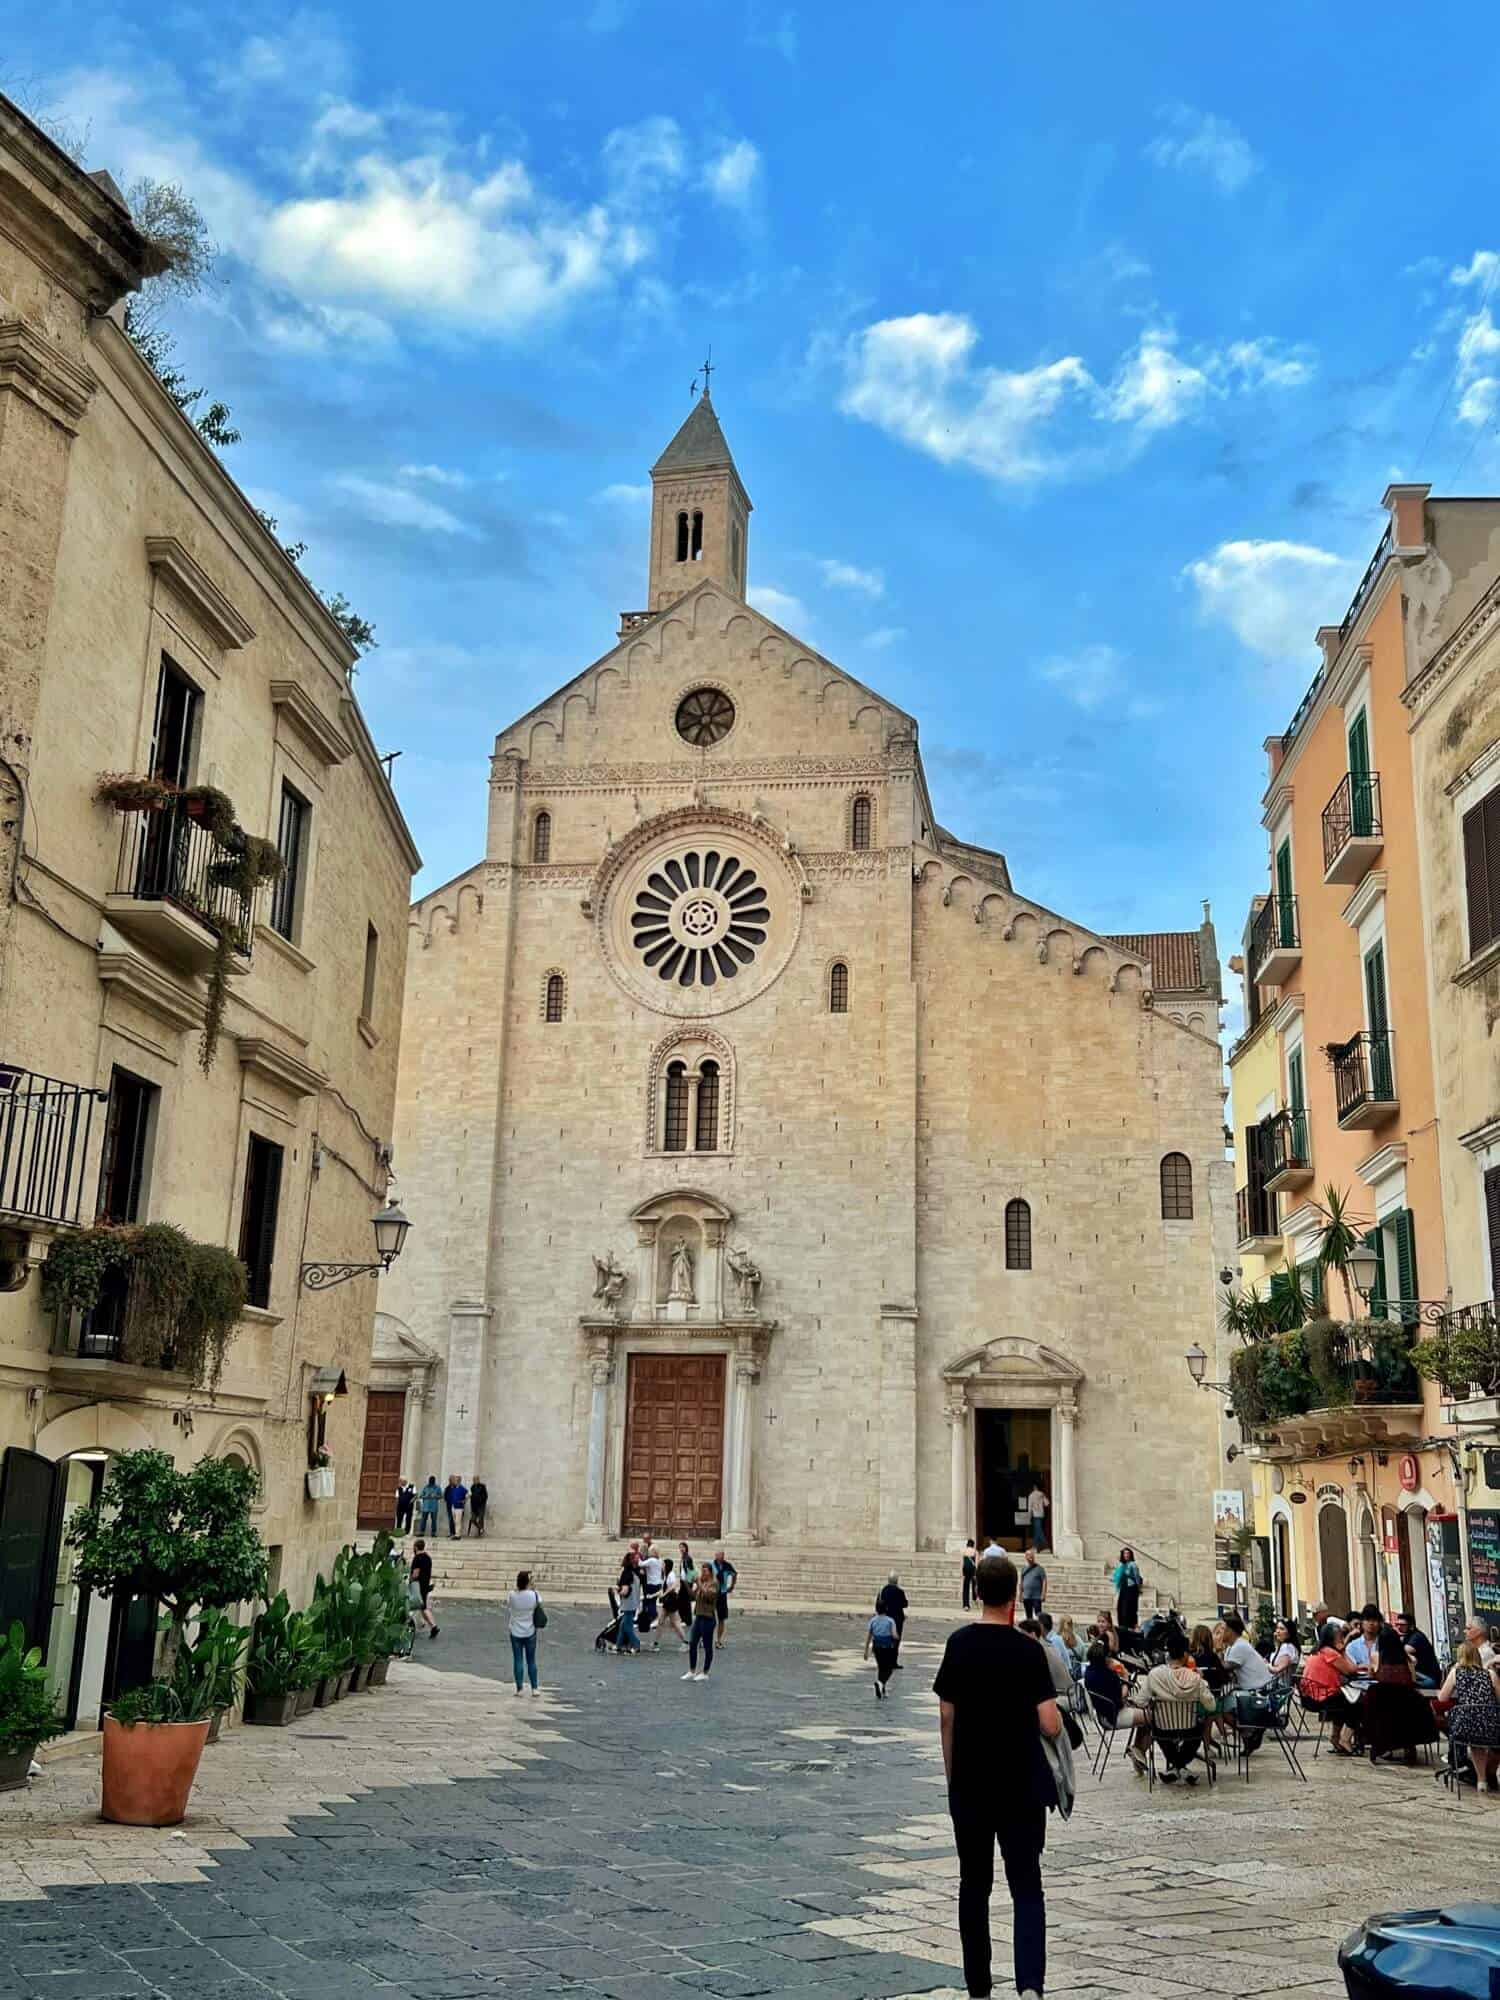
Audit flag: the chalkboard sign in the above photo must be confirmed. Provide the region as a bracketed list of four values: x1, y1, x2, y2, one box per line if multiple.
[1471, 1509, 1500, 1619]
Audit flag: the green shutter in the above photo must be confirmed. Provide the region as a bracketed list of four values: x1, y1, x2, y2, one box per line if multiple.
[1348, 711, 1373, 837]
[1275, 839, 1295, 946]
[1348, 710, 1370, 777]
[1364, 943, 1393, 1097]
[1363, 1227, 1388, 1320]
[1393, 1210, 1418, 1329]
[1287, 1049, 1307, 1161]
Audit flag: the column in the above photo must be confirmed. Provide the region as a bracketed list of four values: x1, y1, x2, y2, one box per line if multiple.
[944, 1398, 969, 1552]
[582, 1348, 613, 1535]
[878, 1304, 918, 1549]
[632, 1219, 658, 1321]
[440, 1298, 491, 1481]
[400, 1378, 426, 1485]
[726, 1357, 756, 1537]
[1053, 1399, 1083, 1559]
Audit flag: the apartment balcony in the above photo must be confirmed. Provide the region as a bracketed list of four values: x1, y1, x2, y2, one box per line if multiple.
[1236, 1183, 1280, 1255]
[1331, 1030, 1398, 1129]
[1262, 1106, 1313, 1194]
[1432, 1299, 1500, 1428]
[105, 800, 256, 977]
[1250, 893, 1301, 986]
[1322, 770, 1384, 884]
[0, 1066, 107, 1229]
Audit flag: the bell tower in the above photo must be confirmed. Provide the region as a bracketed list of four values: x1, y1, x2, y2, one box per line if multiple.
[646, 385, 752, 613]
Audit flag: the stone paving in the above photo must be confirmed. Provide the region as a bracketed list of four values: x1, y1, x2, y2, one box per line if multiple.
[1, 1600, 1497, 1998]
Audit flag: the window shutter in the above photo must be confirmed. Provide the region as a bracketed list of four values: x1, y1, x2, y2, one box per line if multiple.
[1288, 1048, 1305, 1112]
[1362, 1227, 1388, 1321]
[1463, 792, 1500, 956]
[1393, 1209, 1418, 1329]
[1484, 1166, 1500, 1303]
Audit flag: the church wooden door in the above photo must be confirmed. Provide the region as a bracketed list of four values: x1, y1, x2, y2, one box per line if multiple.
[623, 1353, 724, 1535]
[357, 1390, 406, 1529]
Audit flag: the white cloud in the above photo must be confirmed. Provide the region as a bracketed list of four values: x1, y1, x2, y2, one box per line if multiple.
[398, 463, 468, 486]
[1216, 338, 1314, 390]
[704, 139, 761, 208]
[817, 557, 885, 599]
[1145, 104, 1260, 194]
[1035, 643, 1159, 718]
[863, 625, 906, 650]
[1450, 250, 1500, 289]
[594, 481, 651, 504]
[1183, 539, 1358, 664]
[748, 584, 810, 630]
[330, 473, 480, 538]
[1455, 303, 1500, 426]
[1105, 327, 1209, 431]
[602, 115, 686, 199]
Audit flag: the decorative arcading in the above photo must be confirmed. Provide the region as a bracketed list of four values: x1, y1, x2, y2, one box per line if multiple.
[913, 864, 1152, 1005]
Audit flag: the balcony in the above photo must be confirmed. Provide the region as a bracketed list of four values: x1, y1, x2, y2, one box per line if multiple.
[1331, 1030, 1398, 1129]
[1236, 1182, 1280, 1255]
[1423, 1299, 1500, 1427]
[1231, 1319, 1424, 1454]
[1262, 1106, 1313, 1194]
[105, 799, 257, 976]
[1250, 893, 1301, 986]
[0, 1066, 107, 1229]
[1322, 770, 1384, 884]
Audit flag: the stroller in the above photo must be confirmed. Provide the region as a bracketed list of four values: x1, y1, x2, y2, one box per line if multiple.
[594, 1587, 622, 1652]
[1137, 1608, 1189, 1665]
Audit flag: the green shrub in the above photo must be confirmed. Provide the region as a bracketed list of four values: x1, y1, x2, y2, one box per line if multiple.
[0, 1622, 67, 1756]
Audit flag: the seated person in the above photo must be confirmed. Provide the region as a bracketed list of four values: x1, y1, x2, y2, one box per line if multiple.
[1221, 1610, 1274, 1707]
[1091, 1610, 1120, 1654]
[1040, 1612, 1080, 1684]
[1363, 1625, 1440, 1766]
[1300, 1622, 1360, 1753]
[1057, 1614, 1087, 1665]
[1393, 1610, 1440, 1687]
[1345, 1604, 1384, 1672]
[1144, 1629, 1217, 1783]
[1269, 1617, 1301, 1681]
[1022, 1617, 1075, 1700]
[1083, 1641, 1149, 1772]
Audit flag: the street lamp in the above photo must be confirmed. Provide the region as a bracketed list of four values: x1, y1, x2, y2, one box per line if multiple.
[1184, 1344, 1232, 1395]
[1346, 1240, 1380, 1302]
[301, 1199, 412, 1290]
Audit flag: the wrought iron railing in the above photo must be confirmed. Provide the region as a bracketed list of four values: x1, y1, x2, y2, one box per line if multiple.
[1236, 1182, 1277, 1245]
[1341, 523, 1393, 641]
[1321, 770, 1382, 873]
[0, 1066, 107, 1227]
[1262, 1106, 1310, 1180]
[1331, 1030, 1395, 1121]
[114, 799, 256, 950]
[1250, 893, 1299, 978]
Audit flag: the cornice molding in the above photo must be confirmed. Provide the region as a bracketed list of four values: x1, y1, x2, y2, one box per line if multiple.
[0, 317, 96, 435]
[1340, 869, 1387, 931]
[1458, 1114, 1500, 1157]
[512, 754, 893, 789]
[236, 1035, 327, 1100]
[1404, 571, 1500, 717]
[1261, 781, 1294, 834]
[269, 678, 352, 768]
[1268, 991, 1305, 1037]
[145, 535, 255, 650]
[1356, 1140, 1408, 1188]
[96, 948, 205, 1034]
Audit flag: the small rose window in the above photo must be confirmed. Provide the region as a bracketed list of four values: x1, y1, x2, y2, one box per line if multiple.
[630, 849, 769, 988]
[675, 687, 735, 746]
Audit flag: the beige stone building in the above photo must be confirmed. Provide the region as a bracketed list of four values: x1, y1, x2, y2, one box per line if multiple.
[377, 391, 1229, 1606]
[0, 99, 419, 1724]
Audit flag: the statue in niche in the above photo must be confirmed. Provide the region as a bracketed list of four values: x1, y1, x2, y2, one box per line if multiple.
[725, 1242, 762, 1315]
[667, 1240, 696, 1302]
[591, 1250, 628, 1315]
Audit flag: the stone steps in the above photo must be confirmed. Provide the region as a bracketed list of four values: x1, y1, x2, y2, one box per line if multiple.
[360, 1532, 1137, 1620]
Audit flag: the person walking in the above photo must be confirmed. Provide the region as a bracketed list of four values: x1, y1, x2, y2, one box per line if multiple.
[659, 1559, 691, 1646]
[409, 1538, 439, 1640]
[1026, 1479, 1050, 1553]
[395, 1477, 415, 1535]
[507, 1569, 541, 1695]
[467, 1478, 489, 1537]
[1113, 1546, 1142, 1634]
[866, 1606, 900, 1698]
[712, 1547, 737, 1648]
[418, 1475, 441, 1537]
[641, 1543, 665, 1648]
[961, 1539, 978, 1612]
[442, 1474, 467, 1539]
[877, 1573, 909, 1668]
[1020, 1549, 1047, 1619]
[616, 1562, 643, 1656]
[935, 1553, 1061, 2000]
[684, 1562, 720, 1681]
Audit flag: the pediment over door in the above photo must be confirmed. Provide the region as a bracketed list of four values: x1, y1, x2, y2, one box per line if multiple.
[942, 1336, 1084, 1389]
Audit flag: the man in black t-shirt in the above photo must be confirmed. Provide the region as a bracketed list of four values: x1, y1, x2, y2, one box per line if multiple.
[934, 1553, 1060, 1999]
[408, 1540, 438, 1640]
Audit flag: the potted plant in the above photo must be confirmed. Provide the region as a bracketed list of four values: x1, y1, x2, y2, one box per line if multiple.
[0, 1622, 67, 1790]
[178, 785, 235, 839]
[245, 1594, 309, 1726]
[65, 1450, 267, 1825]
[306, 1448, 334, 1501]
[187, 1609, 251, 1742]
[94, 772, 178, 813]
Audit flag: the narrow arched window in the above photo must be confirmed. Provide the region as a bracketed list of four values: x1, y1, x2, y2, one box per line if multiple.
[676, 511, 689, 563]
[829, 961, 849, 1013]
[851, 795, 872, 850]
[1005, 1198, 1032, 1271]
[544, 973, 564, 1023]
[532, 810, 551, 862]
[663, 1062, 689, 1151]
[691, 510, 704, 560]
[1160, 1151, 1193, 1220]
[695, 1060, 719, 1151]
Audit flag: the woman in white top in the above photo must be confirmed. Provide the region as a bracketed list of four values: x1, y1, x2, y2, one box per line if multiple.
[508, 1569, 541, 1695]
[1269, 1617, 1301, 1682]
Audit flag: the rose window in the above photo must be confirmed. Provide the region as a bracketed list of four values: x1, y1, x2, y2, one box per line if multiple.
[675, 687, 736, 746]
[630, 850, 770, 988]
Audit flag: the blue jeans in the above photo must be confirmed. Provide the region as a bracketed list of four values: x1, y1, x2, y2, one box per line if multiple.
[419, 1507, 438, 1535]
[1031, 1515, 1046, 1551]
[690, 1614, 716, 1675]
[618, 1607, 640, 1653]
[510, 1632, 537, 1690]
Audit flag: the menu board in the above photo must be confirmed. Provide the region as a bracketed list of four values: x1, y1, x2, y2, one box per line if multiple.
[1471, 1509, 1500, 1619]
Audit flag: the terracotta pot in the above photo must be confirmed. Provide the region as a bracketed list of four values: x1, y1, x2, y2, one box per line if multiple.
[101, 1716, 210, 1827]
[368, 1657, 390, 1686]
[244, 1690, 297, 1727]
[0, 1747, 35, 1793]
[294, 1685, 316, 1716]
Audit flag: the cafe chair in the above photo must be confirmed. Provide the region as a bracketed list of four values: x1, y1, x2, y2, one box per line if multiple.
[1146, 1696, 1216, 1792]
[1086, 1691, 1136, 1783]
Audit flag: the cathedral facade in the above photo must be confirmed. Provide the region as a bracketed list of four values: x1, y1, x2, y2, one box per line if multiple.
[374, 395, 1229, 1601]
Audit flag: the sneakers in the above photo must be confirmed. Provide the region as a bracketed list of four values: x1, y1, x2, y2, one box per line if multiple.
[694, 1672, 710, 1681]
[681, 1670, 696, 1681]
[514, 1686, 523, 1697]
[874, 1682, 885, 1700]
[429, 1627, 440, 1640]
[1159, 1770, 1178, 1785]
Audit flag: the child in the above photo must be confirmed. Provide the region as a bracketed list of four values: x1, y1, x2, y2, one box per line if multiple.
[865, 1608, 900, 1698]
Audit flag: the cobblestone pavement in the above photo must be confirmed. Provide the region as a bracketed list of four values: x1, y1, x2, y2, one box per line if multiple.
[2, 1600, 1498, 1998]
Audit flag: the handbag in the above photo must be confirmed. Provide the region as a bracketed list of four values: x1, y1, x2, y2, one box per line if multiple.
[532, 1600, 548, 1630]
[406, 1580, 423, 1608]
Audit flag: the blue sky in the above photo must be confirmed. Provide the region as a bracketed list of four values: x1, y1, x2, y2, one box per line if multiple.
[16, 4, 1500, 1012]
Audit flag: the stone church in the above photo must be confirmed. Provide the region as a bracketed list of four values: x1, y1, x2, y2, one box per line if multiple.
[372, 392, 1229, 1602]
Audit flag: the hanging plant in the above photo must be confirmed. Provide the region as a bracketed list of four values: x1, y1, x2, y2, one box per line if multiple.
[207, 832, 284, 899]
[179, 785, 235, 842]
[94, 772, 178, 813]
[41, 1226, 246, 1392]
[199, 921, 238, 1074]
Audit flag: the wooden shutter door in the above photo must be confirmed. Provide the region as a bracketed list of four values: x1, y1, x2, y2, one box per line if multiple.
[1394, 1209, 1419, 1329]
[1364, 943, 1392, 1097]
[1362, 1228, 1388, 1320]
[1348, 712, 1372, 835]
[1275, 839, 1294, 943]
[1463, 792, 1500, 957]
[357, 1391, 407, 1528]
[1485, 1166, 1500, 1303]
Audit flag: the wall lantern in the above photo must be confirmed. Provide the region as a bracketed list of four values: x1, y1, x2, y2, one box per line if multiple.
[301, 1200, 411, 1290]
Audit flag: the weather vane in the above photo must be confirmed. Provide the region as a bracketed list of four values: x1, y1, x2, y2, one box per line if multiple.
[690, 346, 715, 398]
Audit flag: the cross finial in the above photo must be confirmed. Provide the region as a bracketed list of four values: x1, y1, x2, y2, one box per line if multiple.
[691, 346, 714, 398]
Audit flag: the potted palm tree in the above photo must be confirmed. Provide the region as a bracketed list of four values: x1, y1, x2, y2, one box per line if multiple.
[0, 1622, 67, 1790]
[65, 1450, 267, 1825]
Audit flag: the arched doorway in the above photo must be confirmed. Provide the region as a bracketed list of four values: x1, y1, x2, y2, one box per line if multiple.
[1357, 1505, 1381, 1610]
[1400, 1495, 1434, 1631]
[1317, 1492, 1352, 1614]
[1272, 1512, 1294, 1617]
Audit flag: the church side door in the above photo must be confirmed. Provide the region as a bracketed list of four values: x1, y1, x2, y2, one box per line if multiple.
[357, 1391, 406, 1529]
[623, 1353, 724, 1535]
